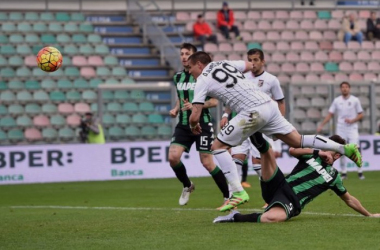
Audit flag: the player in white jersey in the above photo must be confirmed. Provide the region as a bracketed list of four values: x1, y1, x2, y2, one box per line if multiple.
[317, 81, 364, 179]
[220, 49, 285, 189]
[187, 51, 362, 212]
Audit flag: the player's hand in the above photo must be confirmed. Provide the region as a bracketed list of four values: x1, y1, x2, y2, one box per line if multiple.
[220, 117, 229, 129]
[318, 151, 333, 165]
[316, 125, 323, 133]
[181, 99, 192, 111]
[190, 123, 202, 135]
[369, 213, 380, 217]
[344, 118, 354, 124]
[169, 108, 178, 118]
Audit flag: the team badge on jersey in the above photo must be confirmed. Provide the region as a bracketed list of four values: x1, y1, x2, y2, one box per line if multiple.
[258, 80, 264, 87]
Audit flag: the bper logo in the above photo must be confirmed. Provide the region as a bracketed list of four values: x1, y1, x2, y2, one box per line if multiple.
[0, 150, 73, 168]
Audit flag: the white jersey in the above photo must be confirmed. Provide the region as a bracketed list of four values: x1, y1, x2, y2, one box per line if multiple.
[244, 71, 284, 101]
[328, 95, 363, 131]
[192, 60, 272, 113]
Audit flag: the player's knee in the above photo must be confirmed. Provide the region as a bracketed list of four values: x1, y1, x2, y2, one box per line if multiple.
[168, 154, 181, 167]
[260, 211, 286, 223]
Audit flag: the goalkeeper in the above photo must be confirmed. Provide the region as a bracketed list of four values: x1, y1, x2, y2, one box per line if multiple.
[214, 132, 380, 223]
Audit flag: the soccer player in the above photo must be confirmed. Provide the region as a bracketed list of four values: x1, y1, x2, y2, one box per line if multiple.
[187, 51, 362, 212]
[317, 81, 364, 180]
[213, 132, 380, 223]
[169, 43, 229, 206]
[220, 49, 285, 185]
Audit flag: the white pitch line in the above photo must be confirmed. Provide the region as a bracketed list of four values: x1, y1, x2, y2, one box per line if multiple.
[8, 205, 363, 217]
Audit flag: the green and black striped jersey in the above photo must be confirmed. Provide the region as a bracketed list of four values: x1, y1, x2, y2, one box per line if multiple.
[286, 153, 347, 209]
[173, 70, 212, 126]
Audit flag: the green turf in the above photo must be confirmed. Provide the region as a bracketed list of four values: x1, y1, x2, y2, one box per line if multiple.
[1, 171, 380, 250]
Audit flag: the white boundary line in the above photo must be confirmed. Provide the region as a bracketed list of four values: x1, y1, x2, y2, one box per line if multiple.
[7, 205, 362, 217]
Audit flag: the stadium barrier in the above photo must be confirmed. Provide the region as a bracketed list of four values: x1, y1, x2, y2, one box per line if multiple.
[1, 135, 379, 185]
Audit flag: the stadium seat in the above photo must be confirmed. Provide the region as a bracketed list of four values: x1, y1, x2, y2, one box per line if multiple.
[1, 67, 15, 77]
[130, 90, 145, 101]
[334, 73, 349, 81]
[0, 56, 7, 66]
[247, 42, 262, 50]
[79, 23, 93, 33]
[42, 103, 58, 114]
[158, 126, 172, 137]
[112, 67, 127, 76]
[300, 51, 315, 62]
[71, 13, 85, 21]
[311, 97, 326, 108]
[132, 114, 147, 124]
[58, 127, 75, 140]
[123, 102, 139, 112]
[0, 105, 8, 116]
[0, 130, 7, 142]
[16, 67, 31, 77]
[102, 90, 114, 101]
[9, 34, 24, 43]
[0, 116, 16, 129]
[64, 45, 78, 55]
[339, 62, 353, 72]
[88, 56, 104, 66]
[79, 44, 94, 54]
[139, 102, 155, 112]
[17, 44, 32, 55]
[102, 114, 115, 127]
[116, 114, 131, 125]
[349, 73, 363, 82]
[51, 115, 66, 127]
[121, 78, 136, 85]
[291, 74, 305, 83]
[33, 115, 50, 127]
[108, 126, 124, 139]
[325, 62, 339, 72]
[82, 90, 97, 102]
[8, 129, 25, 141]
[24, 128, 42, 141]
[318, 11, 331, 19]
[16, 115, 33, 127]
[105, 78, 119, 84]
[17, 91, 33, 103]
[25, 103, 42, 115]
[25, 12, 39, 20]
[58, 103, 74, 114]
[74, 103, 90, 114]
[66, 114, 81, 127]
[107, 102, 122, 113]
[65, 67, 80, 76]
[343, 51, 357, 61]
[42, 127, 58, 141]
[1, 45, 16, 55]
[50, 91, 66, 102]
[2, 22, 16, 32]
[8, 104, 24, 116]
[40, 12, 54, 21]
[95, 45, 109, 54]
[9, 79, 24, 89]
[0, 81, 7, 90]
[306, 74, 320, 82]
[25, 80, 40, 90]
[0, 90, 16, 103]
[64, 23, 78, 32]
[125, 126, 140, 138]
[96, 67, 111, 76]
[88, 34, 102, 43]
[113, 91, 129, 101]
[104, 56, 118, 65]
[56, 12, 71, 21]
[66, 90, 82, 102]
[73, 78, 89, 89]
[33, 22, 47, 32]
[56, 79, 72, 89]
[353, 62, 366, 71]
[41, 79, 57, 89]
[141, 126, 157, 138]
[314, 51, 328, 61]
[148, 114, 164, 124]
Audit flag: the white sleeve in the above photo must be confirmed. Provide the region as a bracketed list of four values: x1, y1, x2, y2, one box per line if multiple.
[328, 99, 337, 114]
[226, 60, 246, 72]
[192, 78, 208, 105]
[355, 98, 363, 113]
[270, 77, 285, 100]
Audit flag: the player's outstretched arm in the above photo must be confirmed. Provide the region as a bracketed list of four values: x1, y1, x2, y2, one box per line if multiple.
[317, 113, 334, 133]
[340, 192, 379, 217]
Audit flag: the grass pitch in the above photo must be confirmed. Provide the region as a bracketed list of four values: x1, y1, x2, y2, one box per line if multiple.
[1, 171, 380, 250]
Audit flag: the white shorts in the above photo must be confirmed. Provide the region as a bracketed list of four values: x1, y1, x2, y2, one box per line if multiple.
[231, 138, 251, 156]
[217, 100, 294, 147]
[336, 127, 359, 145]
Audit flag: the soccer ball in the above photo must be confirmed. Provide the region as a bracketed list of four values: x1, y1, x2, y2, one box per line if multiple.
[36, 46, 63, 72]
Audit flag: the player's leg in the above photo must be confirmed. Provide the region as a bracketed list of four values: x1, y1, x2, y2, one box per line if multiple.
[231, 140, 250, 182]
[241, 158, 250, 187]
[212, 112, 261, 211]
[199, 152, 230, 201]
[169, 126, 195, 205]
[261, 101, 362, 167]
[347, 131, 364, 179]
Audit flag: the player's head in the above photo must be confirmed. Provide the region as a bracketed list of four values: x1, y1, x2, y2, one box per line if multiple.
[180, 43, 197, 68]
[197, 14, 204, 23]
[340, 81, 351, 97]
[328, 134, 347, 161]
[247, 49, 265, 75]
[187, 51, 212, 78]
[371, 11, 377, 20]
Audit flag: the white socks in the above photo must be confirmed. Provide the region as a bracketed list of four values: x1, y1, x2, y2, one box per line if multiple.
[302, 135, 345, 154]
[252, 164, 262, 177]
[213, 149, 244, 193]
[233, 158, 243, 182]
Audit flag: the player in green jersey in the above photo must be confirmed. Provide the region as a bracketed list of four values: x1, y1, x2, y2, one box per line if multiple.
[213, 132, 380, 223]
[169, 43, 229, 207]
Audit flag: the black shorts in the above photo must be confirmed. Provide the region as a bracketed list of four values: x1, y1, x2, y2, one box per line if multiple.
[260, 167, 302, 220]
[170, 123, 214, 153]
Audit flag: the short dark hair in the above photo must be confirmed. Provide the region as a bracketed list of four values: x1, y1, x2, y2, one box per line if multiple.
[247, 49, 264, 60]
[85, 112, 93, 116]
[340, 81, 351, 88]
[180, 43, 197, 53]
[329, 134, 346, 145]
[188, 51, 212, 65]
[197, 14, 203, 18]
